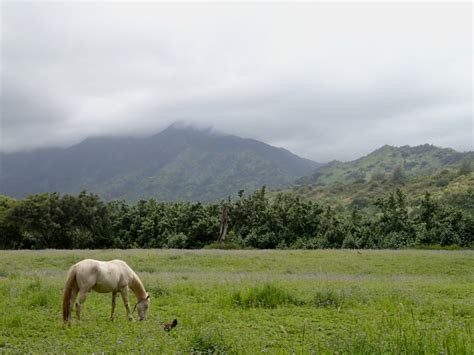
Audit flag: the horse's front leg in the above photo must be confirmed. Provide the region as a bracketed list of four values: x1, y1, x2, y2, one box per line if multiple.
[119, 287, 133, 321]
[110, 291, 117, 321]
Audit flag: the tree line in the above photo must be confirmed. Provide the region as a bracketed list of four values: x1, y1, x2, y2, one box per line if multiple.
[0, 187, 472, 249]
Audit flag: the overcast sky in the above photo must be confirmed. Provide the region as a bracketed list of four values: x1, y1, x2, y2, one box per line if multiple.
[0, 1, 472, 162]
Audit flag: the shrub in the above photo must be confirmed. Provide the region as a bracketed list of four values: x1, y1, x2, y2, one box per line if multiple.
[244, 230, 279, 249]
[166, 233, 189, 249]
[290, 237, 322, 249]
[342, 233, 357, 249]
[378, 231, 415, 249]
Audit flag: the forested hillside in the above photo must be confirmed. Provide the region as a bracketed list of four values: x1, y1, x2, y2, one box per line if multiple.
[0, 125, 320, 202]
[291, 167, 474, 213]
[296, 144, 473, 186]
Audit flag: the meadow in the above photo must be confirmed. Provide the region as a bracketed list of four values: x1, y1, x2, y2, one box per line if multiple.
[0, 249, 472, 353]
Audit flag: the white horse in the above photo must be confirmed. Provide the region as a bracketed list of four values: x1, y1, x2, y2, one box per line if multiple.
[62, 259, 150, 324]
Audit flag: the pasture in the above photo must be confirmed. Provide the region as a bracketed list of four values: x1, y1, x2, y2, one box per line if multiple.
[0, 249, 472, 353]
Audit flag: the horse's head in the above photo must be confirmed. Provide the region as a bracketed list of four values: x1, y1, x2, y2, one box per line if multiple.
[137, 294, 150, 321]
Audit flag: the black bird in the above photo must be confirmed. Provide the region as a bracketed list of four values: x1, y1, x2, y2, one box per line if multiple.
[162, 319, 178, 332]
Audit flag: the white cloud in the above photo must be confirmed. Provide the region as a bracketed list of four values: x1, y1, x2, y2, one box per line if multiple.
[0, 1, 472, 161]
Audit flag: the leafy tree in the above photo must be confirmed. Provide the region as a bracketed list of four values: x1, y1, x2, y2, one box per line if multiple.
[391, 165, 406, 184]
[0, 195, 20, 249]
[7, 193, 64, 248]
[371, 171, 386, 182]
[415, 193, 473, 247]
[375, 189, 415, 248]
[458, 160, 472, 175]
[0, 186, 471, 250]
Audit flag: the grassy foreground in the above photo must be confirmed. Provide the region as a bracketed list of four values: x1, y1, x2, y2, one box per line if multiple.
[0, 249, 472, 354]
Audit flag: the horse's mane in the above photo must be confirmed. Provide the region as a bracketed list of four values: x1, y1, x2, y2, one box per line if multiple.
[130, 270, 147, 300]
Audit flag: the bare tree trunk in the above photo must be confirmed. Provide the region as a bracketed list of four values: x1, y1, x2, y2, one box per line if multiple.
[218, 206, 229, 243]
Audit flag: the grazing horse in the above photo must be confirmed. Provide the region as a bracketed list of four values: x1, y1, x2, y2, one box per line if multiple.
[62, 259, 150, 324]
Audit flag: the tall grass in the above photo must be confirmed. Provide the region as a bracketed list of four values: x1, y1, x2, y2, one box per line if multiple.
[0, 249, 471, 353]
[230, 283, 302, 308]
[187, 328, 230, 353]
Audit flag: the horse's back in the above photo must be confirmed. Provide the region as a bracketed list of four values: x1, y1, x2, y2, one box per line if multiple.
[108, 259, 132, 269]
[74, 259, 132, 293]
[74, 259, 129, 271]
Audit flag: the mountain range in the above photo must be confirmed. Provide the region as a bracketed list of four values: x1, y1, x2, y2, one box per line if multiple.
[1, 126, 472, 202]
[0, 125, 321, 202]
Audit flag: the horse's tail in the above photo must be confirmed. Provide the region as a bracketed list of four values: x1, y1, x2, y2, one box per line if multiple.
[62, 266, 77, 323]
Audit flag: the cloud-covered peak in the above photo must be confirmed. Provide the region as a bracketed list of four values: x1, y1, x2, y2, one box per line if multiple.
[1, 2, 472, 161]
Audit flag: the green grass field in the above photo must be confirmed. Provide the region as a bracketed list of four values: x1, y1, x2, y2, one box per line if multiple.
[0, 249, 472, 353]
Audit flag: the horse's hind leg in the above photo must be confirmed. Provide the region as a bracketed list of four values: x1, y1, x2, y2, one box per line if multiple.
[110, 291, 117, 321]
[76, 289, 90, 322]
[68, 286, 78, 322]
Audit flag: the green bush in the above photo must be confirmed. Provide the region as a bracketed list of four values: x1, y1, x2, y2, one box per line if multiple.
[342, 233, 357, 249]
[166, 233, 189, 249]
[290, 236, 329, 249]
[244, 230, 279, 249]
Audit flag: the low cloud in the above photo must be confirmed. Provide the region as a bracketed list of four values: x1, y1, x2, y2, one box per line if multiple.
[0, 2, 472, 161]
